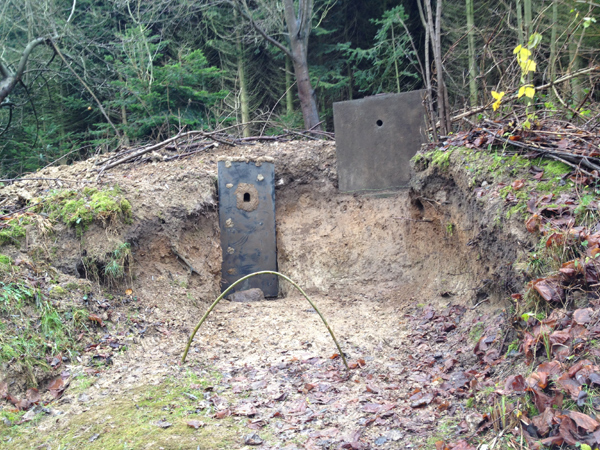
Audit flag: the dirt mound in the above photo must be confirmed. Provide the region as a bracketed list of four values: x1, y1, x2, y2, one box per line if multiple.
[1, 139, 527, 449]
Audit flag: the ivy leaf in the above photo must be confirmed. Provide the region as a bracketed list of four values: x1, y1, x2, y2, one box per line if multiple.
[528, 33, 543, 49]
[583, 17, 596, 29]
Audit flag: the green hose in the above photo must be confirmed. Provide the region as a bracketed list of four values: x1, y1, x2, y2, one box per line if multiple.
[181, 270, 348, 369]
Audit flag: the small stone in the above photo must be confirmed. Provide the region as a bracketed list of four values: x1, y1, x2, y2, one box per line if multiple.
[227, 288, 265, 303]
[257, 174, 264, 181]
[244, 433, 263, 445]
[466, 412, 485, 431]
[21, 409, 38, 422]
[78, 393, 90, 403]
[375, 436, 387, 445]
[387, 430, 404, 441]
[89, 433, 100, 442]
[226, 183, 233, 189]
[156, 419, 173, 428]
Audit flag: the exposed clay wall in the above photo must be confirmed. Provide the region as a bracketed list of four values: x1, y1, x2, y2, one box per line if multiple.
[0, 141, 527, 310]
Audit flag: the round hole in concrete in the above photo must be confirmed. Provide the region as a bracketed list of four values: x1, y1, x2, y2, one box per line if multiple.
[244, 192, 251, 203]
[376, 119, 383, 127]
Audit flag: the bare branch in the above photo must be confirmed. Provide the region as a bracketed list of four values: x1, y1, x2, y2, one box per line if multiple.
[66, 0, 76, 23]
[0, 37, 52, 104]
[235, 0, 293, 59]
[50, 40, 122, 139]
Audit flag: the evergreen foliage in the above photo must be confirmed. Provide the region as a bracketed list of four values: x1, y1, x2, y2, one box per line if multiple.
[0, 0, 598, 177]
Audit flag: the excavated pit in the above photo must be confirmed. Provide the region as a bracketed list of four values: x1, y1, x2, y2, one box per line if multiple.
[0, 142, 527, 449]
[0, 140, 533, 449]
[0, 140, 526, 314]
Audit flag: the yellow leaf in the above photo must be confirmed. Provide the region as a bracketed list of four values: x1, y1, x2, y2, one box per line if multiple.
[518, 85, 535, 99]
[524, 86, 535, 99]
[518, 47, 531, 62]
[513, 45, 522, 54]
[520, 59, 536, 73]
[491, 91, 505, 111]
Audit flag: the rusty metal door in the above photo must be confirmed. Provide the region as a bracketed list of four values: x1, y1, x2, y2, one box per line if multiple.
[218, 159, 278, 297]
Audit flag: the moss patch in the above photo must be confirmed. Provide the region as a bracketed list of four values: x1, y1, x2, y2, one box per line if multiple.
[0, 373, 259, 449]
[0, 281, 91, 385]
[0, 219, 28, 246]
[0, 254, 12, 272]
[37, 186, 132, 236]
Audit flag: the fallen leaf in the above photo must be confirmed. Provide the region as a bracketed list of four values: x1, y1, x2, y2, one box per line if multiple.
[531, 277, 563, 303]
[244, 433, 263, 446]
[410, 393, 434, 408]
[531, 407, 556, 437]
[186, 419, 206, 429]
[566, 410, 599, 432]
[234, 403, 257, 416]
[512, 179, 525, 190]
[362, 403, 382, 413]
[504, 375, 526, 392]
[25, 388, 40, 405]
[366, 384, 379, 394]
[47, 377, 65, 399]
[155, 419, 172, 428]
[88, 314, 104, 327]
[215, 409, 231, 419]
[573, 308, 593, 325]
[526, 214, 542, 233]
[125, 288, 133, 296]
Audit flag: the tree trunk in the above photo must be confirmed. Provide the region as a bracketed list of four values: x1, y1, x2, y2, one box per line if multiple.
[234, 8, 250, 137]
[436, 0, 451, 133]
[290, 42, 320, 131]
[569, 39, 583, 104]
[466, 0, 477, 106]
[516, 0, 524, 46]
[424, 0, 450, 136]
[549, 0, 558, 103]
[523, 0, 532, 40]
[417, 0, 438, 141]
[238, 0, 320, 131]
[283, 0, 321, 131]
[285, 56, 294, 115]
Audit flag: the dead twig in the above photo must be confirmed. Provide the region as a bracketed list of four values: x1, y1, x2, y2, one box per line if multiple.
[393, 217, 434, 223]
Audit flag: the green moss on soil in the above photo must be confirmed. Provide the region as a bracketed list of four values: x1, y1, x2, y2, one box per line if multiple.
[0, 280, 92, 386]
[37, 186, 132, 235]
[0, 254, 12, 272]
[0, 220, 28, 246]
[0, 374, 266, 449]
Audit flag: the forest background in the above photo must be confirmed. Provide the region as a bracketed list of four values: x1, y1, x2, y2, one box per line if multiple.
[0, 0, 598, 178]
